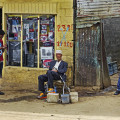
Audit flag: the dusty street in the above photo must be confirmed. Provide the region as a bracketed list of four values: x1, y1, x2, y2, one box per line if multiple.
[0, 111, 120, 120]
[0, 74, 119, 120]
[0, 89, 120, 120]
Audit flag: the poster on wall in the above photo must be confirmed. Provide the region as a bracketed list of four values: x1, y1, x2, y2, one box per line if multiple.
[14, 33, 18, 40]
[41, 47, 53, 60]
[41, 20, 49, 25]
[43, 41, 52, 46]
[24, 24, 29, 40]
[49, 24, 54, 31]
[29, 32, 34, 40]
[40, 36, 48, 42]
[41, 30, 47, 35]
[12, 25, 21, 33]
[42, 25, 47, 30]
[13, 49, 21, 62]
[48, 32, 54, 42]
[43, 60, 52, 68]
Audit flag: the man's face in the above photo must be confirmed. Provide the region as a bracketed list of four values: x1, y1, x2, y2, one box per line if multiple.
[56, 53, 62, 61]
[0, 35, 3, 40]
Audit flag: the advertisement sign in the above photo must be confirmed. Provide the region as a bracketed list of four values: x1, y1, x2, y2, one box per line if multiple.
[41, 47, 53, 60]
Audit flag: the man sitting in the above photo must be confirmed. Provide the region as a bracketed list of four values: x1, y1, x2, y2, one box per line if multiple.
[38, 50, 68, 99]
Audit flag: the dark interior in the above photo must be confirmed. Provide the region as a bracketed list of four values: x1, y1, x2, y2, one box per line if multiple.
[0, 9, 2, 29]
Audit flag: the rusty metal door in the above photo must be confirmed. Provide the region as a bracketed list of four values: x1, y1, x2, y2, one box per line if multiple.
[75, 23, 101, 86]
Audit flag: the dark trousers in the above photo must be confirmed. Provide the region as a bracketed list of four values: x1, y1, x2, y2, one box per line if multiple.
[0, 62, 3, 77]
[38, 70, 61, 92]
[117, 76, 120, 91]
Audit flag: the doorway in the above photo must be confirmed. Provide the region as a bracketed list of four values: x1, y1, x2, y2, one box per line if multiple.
[75, 23, 101, 86]
[0, 8, 2, 29]
[103, 17, 120, 86]
[75, 23, 111, 88]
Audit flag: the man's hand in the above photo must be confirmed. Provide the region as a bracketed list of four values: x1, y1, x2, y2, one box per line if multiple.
[52, 70, 58, 72]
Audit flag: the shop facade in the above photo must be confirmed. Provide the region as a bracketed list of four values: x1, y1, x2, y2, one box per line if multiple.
[0, 0, 73, 89]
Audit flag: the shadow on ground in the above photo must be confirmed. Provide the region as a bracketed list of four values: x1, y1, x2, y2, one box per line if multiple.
[0, 85, 117, 103]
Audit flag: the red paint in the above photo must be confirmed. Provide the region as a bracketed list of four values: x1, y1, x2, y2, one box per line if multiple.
[57, 41, 73, 48]
[57, 25, 61, 32]
[67, 25, 70, 31]
[70, 42, 73, 48]
[62, 25, 66, 31]
[57, 41, 60, 46]
[57, 25, 73, 32]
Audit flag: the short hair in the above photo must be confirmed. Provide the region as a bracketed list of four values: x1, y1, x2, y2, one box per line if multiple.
[0, 30, 5, 35]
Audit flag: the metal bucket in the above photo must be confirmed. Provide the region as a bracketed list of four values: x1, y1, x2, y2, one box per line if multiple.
[61, 94, 70, 104]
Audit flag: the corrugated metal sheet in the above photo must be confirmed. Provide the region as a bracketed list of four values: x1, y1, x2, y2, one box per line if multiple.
[75, 0, 111, 87]
[77, 0, 120, 28]
[75, 23, 101, 86]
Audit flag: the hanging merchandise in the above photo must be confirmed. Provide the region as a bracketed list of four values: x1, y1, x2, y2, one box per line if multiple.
[14, 33, 18, 40]
[7, 15, 55, 68]
[42, 25, 47, 30]
[9, 41, 21, 63]
[27, 54, 35, 67]
[49, 24, 54, 31]
[48, 32, 54, 42]
[12, 25, 21, 33]
[29, 32, 34, 40]
[43, 41, 52, 47]
[7, 17, 21, 41]
[24, 24, 29, 40]
[12, 20, 21, 33]
[41, 20, 49, 25]
[13, 49, 21, 62]
[41, 30, 47, 35]
[40, 35, 48, 42]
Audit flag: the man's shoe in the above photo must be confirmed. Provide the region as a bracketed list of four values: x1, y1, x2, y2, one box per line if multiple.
[47, 88, 55, 93]
[37, 93, 47, 99]
[114, 90, 120, 95]
[0, 91, 4, 95]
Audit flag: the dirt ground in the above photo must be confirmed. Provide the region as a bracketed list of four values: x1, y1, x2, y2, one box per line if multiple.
[0, 74, 120, 119]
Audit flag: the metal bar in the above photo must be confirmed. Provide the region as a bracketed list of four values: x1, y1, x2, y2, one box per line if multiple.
[73, 0, 77, 85]
[21, 15, 23, 68]
[55, 15, 57, 60]
[37, 15, 40, 68]
[2, 7, 6, 68]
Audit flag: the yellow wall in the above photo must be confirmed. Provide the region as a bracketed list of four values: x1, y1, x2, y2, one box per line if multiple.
[2, 67, 72, 90]
[0, 0, 73, 89]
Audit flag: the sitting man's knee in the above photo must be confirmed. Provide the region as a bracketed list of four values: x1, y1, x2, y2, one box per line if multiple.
[47, 70, 52, 74]
[38, 75, 43, 80]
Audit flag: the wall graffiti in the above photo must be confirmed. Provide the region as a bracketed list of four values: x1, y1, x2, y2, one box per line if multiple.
[57, 41, 73, 48]
[57, 24, 73, 48]
[57, 24, 73, 32]
[60, 26, 69, 46]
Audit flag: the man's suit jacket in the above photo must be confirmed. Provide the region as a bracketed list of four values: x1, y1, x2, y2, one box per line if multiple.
[49, 60, 68, 82]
